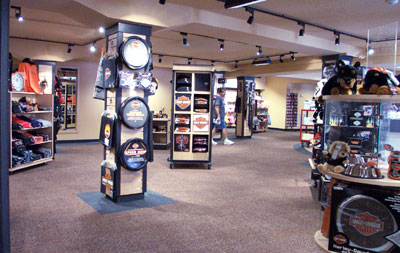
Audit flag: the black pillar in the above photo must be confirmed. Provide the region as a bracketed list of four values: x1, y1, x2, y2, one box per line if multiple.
[0, 0, 10, 252]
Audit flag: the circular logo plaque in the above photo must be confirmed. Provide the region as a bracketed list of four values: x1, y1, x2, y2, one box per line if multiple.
[120, 36, 151, 70]
[119, 97, 150, 129]
[120, 138, 148, 171]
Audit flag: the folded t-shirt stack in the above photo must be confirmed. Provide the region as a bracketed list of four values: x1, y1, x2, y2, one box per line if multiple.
[16, 115, 43, 128]
[12, 116, 32, 129]
[12, 101, 23, 113]
[12, 121, 22, 130]
[36, 119, 52, 127]
[12, 138, 24, 147]
[13, 132, 35, 146]
[12, 155, 24, 167]
[36, 133, 50, 141]
[33, 147, 51, 158]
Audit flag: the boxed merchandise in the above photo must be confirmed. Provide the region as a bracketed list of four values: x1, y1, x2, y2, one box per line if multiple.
[329, 182, 400, 253]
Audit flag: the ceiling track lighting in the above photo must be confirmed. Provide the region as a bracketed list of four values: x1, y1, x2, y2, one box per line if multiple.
[298, 22, 305, 36]
[158, 54, 163, 63]
[224, 0, 267, 9]
[279, 55, 284, 63]
[181, 32, 189, 47]
[188, 57, 192, 65]
[218, 39, 225, 51]
[246, 7, 255, 24]
[334, 31, 340, 45]
[235, 60, 238, 68]
[11, 6, 24, 22]
[256, 45, 262, 56]
[159, 0, 166, 4]
[98, 27, 105, 33]
[67, 44, 73, 54]
[252, 57, 272, 66]
[211, 60, 215, 66]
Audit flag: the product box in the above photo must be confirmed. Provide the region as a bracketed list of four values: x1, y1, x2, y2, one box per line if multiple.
[193, 114, 209, 132]
[100, 161, 117, 199]
[329, 183, 400, 253]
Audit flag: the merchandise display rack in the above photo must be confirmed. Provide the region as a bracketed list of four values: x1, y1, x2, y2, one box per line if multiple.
[285, 92, 298, 129]
[315, 95, 400, 253]
[253, 92, 268, 132]
[153, 118, 170, 149]
[169, 65, 214, 169]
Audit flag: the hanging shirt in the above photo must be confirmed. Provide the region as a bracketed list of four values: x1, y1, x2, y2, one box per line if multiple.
[18, 62, 41, 94]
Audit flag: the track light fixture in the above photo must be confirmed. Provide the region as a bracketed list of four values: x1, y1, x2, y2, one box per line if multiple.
[90, 42, 96, 52]
[98, 27, 105, 33]
[181, 32, 189, 47]
[235, 60, 238, 68]
[188, 57, 192, 65]
[211, 60, 215, 66]
[334, 31, 340, 45]
[224, 0, 267, 9]
[219, 39, 225, 51]
[246, 7, 255, 24]
[252, 57, 272, 66]
[11, 6, 24, 22]
[256, 45, 262, 56]
[290, 52, 295, 61]
[279, 55, 284, 63]
[159, 0, 166, 4]
[159, 54, 163, 63]
[67, 44, 72, 54]
[298, 22, 305, 36]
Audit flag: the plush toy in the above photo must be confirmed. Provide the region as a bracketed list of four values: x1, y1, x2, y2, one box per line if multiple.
[321, 60, 360, 96]
[359, 67, 400, 95]
[318, 141, 350, 174]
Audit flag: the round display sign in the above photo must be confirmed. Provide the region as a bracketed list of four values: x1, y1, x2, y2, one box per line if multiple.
[120, 138, 148, 171]
[11, 72, 24, 91]
[120, 36, 151, 70]
[119, 97, 150, 129]
[336, 194, 397, 252]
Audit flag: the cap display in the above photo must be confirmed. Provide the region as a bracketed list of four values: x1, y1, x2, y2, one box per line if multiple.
[120, 138, 148, 171]
[119, 96, 150, 129]
[120, 36, 151, 70]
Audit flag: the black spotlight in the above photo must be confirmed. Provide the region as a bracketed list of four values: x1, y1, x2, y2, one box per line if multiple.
[256, 45, 262, 56]
[67, 44, 72, 54]
[188, 57, 192, 65]
[279, 55, 284, 63]
[219, 39, 224, 51]
[298, 22, 305, 36]
[290, 52, 295, 61]
[235, 60, 238, 68]
[334, 32, 340, 45]
[159, 55, 163, 63]
[159, 0, 166, 4]
[211, 60, 215, 66]
[246, 7, 254, 24]
[181, 32, 189, 46]
[11, 6, 23, 22]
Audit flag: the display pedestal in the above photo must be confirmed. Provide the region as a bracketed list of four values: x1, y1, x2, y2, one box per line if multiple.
[314, 230, 333, 252]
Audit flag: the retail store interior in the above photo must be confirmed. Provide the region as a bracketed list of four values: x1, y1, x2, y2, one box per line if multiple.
[2, 0, 400, 252]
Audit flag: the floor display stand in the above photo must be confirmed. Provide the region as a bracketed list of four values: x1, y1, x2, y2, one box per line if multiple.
[100, 23, 154, 202]
[153, 118, 170, 150]
[315, 95, 400, 253]
[299, 109, 314, 146]
[168, 65, 214, 169]
[285, 92, 298, 129]
[236, 76, 255, 138]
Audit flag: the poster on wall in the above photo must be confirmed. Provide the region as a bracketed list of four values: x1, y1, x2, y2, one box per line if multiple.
[175, 94, 191, 112]
[193, 114, 209, 132]
[174, 134, 190, 152]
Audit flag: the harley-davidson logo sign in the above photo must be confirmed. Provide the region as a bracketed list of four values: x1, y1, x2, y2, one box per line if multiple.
[333, 234, 347, 245]
[176, 96, 190, 110]
[104, 124, 110, 139]
[194, 117, 208, 129]
[350, 212, 384, 236]
[176, 135, 189, 145]
[105, 68, 111, 80]
[132, 101, 141, 109]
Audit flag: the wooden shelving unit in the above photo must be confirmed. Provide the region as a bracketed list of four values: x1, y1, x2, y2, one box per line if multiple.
[10, 91, 54, 172]
[153, 118, 171, 150]
[169, 65, 214, 169]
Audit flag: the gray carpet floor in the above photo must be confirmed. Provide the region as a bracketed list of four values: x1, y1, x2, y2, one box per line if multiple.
[9, 130, 324, 252]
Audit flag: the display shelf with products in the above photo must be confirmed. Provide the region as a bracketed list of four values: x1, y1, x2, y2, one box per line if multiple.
[315, 95, 400, 253]
[153, 118, 171, 150]
[285, 92, 298, 128]
[169, 65, 214, 169]
[253, 94, 268, 132]
[224, 88, 237, 128]
[57, 68, 77, 130]
[10, 91, 54, 172]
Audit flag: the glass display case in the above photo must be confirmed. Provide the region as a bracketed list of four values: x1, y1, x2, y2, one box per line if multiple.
[323, 95, 400, 176]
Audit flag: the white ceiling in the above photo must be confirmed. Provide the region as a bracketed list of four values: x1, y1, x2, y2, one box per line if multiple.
[8, 0, 400, 79]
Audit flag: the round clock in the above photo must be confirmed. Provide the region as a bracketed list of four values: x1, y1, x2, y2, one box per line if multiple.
[11, 72, 24, 91]
[120, 138, 148, 171]
[120, 36, 151, 70]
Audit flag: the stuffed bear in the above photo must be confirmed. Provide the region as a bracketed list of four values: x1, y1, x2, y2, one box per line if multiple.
[321, 60, 360, 96]
[359, 67, 400, 95]
[318, 141, 350, 174]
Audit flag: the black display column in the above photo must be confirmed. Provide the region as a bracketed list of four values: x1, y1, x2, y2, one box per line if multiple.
[0, 0, 10, 252]
[236, 76, 255, 138]
[101, 23, 153, 202]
